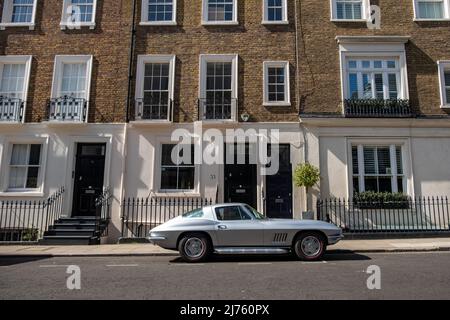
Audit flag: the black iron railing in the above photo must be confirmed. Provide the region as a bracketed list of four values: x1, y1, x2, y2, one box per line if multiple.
[95, 187, 112, 237]
[135, 97, 173, 121]
[344, 99, 413, 118]
[46, 96, 87, 122]
[0, 187, 65, 242]
[0, 96, 24, 122]
[317, 196, 450, 234]
[198, 97, 237, 121]
[121, 197, 214, 238]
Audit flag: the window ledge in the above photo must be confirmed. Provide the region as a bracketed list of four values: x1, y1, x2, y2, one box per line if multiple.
[263, 102, 291, 107]
[154, 192, 201, 198]
[0, 191, 44, 198]
[0, 22, 35, 30]
[441, 104, 450, 109]
[414, 18, 450, 22]
[201, 21, 239, 26]
[60, 22, 96, 30]
[139, 21, 177, 26]
[331, 19, 367, 23]
[261, 20, 289, 25]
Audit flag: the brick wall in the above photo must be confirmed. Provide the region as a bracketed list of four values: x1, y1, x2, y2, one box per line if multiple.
[133, 0, 298, 123]
[0, 0, 131, 123]
[297, 0, 450, 116]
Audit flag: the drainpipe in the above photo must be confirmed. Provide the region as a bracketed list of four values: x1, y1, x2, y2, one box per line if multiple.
[126, 0, 138, 123]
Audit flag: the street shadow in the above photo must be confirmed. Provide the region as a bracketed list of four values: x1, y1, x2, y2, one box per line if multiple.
[0, 256, 52, 267]
[169, 252, 371, 264]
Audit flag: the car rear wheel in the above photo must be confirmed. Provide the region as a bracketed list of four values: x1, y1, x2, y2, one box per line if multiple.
[178, 233, 211, 263]
[293, 232, 326, 261]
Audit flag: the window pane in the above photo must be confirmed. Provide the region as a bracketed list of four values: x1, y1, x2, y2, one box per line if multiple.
[26, 166, 39, 188]
[388, 74, 398, 99]
[28, 144, 41, 165]
[418, 1, 444, 19]
[363, 147, 376, 174]
[160, 167, 178, 189]
[10, 144, 28, 165]
[352, 146, 359, 175]
[216, 206, 244, 221]
[378, 177, 393, 193]
[349, 73, 358, 99]
[178, 167, 195, 190]
[362, 73, 372, 98]
[0, 64, 26, 99]
[161, 144, 175, 166]
[364, 176, 378, 192]
[397, 177, 404, 193]
[377, 147, 391, 175]
[396, 146, 403, 175]
[9, 167, 26, 189]
[374, 74, 384, 99]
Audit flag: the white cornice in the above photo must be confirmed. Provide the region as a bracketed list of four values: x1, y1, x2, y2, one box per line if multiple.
[336, 36, 411, 44]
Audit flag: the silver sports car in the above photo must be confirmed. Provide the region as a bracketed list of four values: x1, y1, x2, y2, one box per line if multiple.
[148, 203, 343, 262]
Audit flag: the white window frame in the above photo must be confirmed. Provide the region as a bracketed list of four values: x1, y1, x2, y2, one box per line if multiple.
[262, 0, 288, 24]
[438, 60, 450, 108]
[346, 138, 412, 197]
[263, 61, 291, 106]
[202, 0, 238, 25]
[413, 0, 450, 21]
[0, 0, 37, 30]
[154, 139, 201, 196]
[338, 39, 410, 105]
[60, 0, 97, 30]
[135, 54, 176, 120]
[50, 55, 93, 121]
[0, 135, 49, 196]
[199, 54, 239, 122]
[140, 0, 177, 26]
[330, 0, 370, 22]
[0, 55, 32, 123]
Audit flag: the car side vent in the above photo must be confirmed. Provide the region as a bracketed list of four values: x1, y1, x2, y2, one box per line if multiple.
[273, 233, 288, 243]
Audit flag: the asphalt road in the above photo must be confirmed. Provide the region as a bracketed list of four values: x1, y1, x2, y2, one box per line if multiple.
[1, 251, 450, 300]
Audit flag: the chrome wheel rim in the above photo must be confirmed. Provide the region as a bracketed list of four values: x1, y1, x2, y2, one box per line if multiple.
[301, 236, 321, 257]
[184, 238, 205, 258]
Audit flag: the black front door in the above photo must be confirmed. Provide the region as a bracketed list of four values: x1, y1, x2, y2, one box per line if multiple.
[72, 143, 106, 217]
[265, 144, 293, 219]
[224, 144, 257, 208]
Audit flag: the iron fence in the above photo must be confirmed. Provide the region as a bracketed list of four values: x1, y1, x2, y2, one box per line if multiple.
[344, 99, 413, 118]
[121, 197, 214, 238]
[317, 196, 450, 234]
[95, 187, 112, 237]
[0, 187, 65, 242]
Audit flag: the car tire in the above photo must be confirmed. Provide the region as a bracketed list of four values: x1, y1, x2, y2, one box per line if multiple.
[178, 233, 211, 263]
[293, 232, 327, 261]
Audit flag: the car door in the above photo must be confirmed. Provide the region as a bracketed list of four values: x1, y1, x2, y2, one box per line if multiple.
[214, 205, 264, 247]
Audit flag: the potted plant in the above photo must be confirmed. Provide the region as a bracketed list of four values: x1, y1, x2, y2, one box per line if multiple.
[293, 163, 320, 218]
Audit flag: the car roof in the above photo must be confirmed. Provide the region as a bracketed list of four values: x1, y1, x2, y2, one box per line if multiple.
[206, 203, 248, 211]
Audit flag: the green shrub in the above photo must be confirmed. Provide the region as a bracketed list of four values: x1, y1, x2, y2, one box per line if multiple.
[293, 163, 320, 188]
[354, 192, 410, 209]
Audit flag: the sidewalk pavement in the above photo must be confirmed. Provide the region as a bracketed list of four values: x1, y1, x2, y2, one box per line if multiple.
[1, 238, 450, 257]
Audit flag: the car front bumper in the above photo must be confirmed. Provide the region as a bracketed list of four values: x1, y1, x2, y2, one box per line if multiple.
[327, 234, 344, 245]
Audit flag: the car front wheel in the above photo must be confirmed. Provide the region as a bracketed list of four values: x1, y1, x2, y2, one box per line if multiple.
[293, 232, 326, 261]
[178, 233, 211, 263]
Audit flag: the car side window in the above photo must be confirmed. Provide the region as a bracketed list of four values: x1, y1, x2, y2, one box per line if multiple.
[215, 206, 252, 221]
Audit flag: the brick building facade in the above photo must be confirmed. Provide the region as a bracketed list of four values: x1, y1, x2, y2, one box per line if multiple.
[0, 0, 449, 243]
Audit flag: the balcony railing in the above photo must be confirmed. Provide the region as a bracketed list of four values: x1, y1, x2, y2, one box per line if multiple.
[135, 97, 173, 121]
[344, 99, 413, 118]
[46, 96, 87, 122]
[198, 97, 238, 121]
[0, 96, 24, 122]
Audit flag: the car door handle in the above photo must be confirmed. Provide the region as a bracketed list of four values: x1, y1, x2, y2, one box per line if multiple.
[218, 225, 227, 230]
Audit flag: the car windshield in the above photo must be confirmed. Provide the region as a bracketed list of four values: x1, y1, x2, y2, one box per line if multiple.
[182, 208, 204, 218]
[244, 205, 266, 220]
